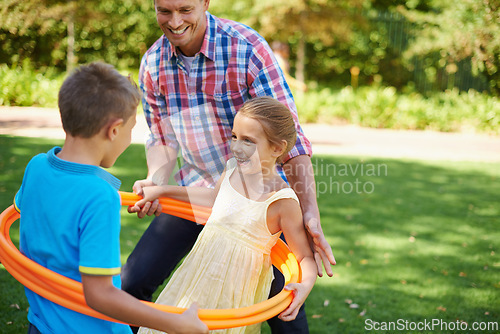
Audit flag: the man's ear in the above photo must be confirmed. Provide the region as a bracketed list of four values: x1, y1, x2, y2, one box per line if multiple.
[203, 0, 211, 11]
[106, 118, 124, 141]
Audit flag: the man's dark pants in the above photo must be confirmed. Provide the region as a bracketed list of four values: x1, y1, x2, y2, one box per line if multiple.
[121, 213, 309, 334]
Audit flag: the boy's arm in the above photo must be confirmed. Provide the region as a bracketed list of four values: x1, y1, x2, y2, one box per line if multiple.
[273, 198, 317, 321]
[81, 274, 208, 334]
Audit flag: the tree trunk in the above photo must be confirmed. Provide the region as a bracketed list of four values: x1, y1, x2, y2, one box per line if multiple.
[296, 34, 306, 84]
[66, 2, 76, 73]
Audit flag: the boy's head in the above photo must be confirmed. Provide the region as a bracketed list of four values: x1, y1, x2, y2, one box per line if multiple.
[58, 62, 140, 138]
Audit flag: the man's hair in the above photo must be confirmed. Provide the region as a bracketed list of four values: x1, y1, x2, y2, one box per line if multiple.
[58, 62, 140, 138]
[237, 96, 297, 163]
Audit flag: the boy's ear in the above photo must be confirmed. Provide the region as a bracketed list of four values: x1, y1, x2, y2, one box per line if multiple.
[106, 118, 124, 141]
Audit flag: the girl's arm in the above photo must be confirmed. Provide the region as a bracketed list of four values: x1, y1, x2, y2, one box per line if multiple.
[129, 169, 227, 216]
[81, 275, 208, 334]
[268, 198, 318, 321]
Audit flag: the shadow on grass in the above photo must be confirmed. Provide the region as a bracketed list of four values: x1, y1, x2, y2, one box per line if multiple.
[306, 155, 499, 334]
[1, 136, 499, 333]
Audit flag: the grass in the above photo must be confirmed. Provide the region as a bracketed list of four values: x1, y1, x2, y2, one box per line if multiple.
[0, 135, 499, 333]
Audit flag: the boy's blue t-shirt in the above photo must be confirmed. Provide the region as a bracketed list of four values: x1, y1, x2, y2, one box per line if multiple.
[14, 147, 132, 334]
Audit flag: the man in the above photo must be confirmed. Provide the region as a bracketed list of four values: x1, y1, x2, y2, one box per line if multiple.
[122, 0, 336, 333]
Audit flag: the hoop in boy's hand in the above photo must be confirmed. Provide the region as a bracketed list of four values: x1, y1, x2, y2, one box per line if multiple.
[0, 191, 302, 330]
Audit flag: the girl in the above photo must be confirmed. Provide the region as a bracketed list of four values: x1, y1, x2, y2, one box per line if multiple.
[132, 97, 317, 334]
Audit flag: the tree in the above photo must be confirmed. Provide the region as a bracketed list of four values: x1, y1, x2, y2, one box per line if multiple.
[0, 0, 158, 71]
[398, 0, 500, 93]
[211, 0, 367, 83]
[0, 0, 101, 71]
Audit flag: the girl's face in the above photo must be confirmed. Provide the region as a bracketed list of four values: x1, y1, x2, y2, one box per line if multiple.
[230, 113, 281, 175]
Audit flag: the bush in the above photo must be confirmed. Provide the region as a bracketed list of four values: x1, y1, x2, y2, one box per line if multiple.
[1, 63, 498, 135]
[0, 59, 64, 107]
[295, 85, 500, 134]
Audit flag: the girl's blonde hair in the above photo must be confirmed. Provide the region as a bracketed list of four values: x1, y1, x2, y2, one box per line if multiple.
[237, 96, 297, 164]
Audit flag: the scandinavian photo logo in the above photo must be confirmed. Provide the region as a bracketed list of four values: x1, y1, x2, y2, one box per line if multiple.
[313, 158, 388, 196]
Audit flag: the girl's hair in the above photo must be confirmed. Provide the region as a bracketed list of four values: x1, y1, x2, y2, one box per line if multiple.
[58, 62, 140, 138]
[238, 96, 297, 163]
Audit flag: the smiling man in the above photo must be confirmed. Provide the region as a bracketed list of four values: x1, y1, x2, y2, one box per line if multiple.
[154, 0, 208, 57]
[122, 1, 336, 333]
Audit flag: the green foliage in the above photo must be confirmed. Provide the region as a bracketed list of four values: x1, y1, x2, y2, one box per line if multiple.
[0, 0, 159, 69]
[295, 86, 500, 134]
[398, 0, 500, 93]
[1, 137, 499, 333]
[0, 0, 498, 95]
[0, 59, 64, 107]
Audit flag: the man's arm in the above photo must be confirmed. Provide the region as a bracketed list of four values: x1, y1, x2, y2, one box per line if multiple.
[283, 155, 336, 277]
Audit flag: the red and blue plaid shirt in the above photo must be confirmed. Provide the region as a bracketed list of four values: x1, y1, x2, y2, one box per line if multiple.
[139, 12, 312, 187]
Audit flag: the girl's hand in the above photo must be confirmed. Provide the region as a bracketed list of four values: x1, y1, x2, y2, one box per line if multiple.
[128, 185, 164, 218]
[278, 283, 310, 321]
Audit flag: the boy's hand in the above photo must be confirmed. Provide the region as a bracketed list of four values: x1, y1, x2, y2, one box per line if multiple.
[278, 283, 310, 322]
[176, 303, 208, 334]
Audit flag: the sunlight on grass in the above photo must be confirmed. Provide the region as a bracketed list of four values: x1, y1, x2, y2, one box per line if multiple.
[1, 137, 498, 334]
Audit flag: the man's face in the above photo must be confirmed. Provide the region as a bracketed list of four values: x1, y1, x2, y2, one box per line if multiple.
[155, 0, 210, 57]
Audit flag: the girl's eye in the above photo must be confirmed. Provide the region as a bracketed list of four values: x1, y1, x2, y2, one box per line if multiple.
[244, 139, 254, 145]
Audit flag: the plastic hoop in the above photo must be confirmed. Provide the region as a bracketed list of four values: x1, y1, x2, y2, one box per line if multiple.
[0, 191, 301, 330]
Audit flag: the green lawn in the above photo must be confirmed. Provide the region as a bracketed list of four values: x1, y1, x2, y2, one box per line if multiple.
[0, 135, 499, 333]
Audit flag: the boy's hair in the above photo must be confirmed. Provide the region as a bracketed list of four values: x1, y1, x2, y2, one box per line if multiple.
[238, 96, 297, 163]
[58, 62, 140, 138]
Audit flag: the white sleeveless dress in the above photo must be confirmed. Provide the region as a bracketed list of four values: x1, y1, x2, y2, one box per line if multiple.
[138, 158, 299, 334]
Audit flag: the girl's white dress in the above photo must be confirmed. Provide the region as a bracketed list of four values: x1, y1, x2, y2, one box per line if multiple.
[138, 158, 299, 334]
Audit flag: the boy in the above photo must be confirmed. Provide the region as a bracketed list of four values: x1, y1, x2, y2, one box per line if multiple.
[14, 62, 208, 334]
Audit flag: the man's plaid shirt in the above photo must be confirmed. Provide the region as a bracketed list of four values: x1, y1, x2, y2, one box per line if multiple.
[139, 12, 312, 188]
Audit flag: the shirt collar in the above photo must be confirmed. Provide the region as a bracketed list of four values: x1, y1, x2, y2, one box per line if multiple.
[48, 147, 121, 190]
[163, 12, 217, 62]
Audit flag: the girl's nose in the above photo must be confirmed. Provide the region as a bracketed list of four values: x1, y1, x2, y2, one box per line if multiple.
[231, 139, 243, 154]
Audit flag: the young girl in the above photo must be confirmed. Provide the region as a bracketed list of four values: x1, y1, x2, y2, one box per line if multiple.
[132, 97, 317, 334]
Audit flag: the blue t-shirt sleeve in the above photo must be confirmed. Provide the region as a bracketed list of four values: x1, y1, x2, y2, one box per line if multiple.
[78, 188, 122, 276]
[14, 190, 22, 213]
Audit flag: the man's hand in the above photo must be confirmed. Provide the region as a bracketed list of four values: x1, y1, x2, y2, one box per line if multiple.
[303, 212, 336, 277]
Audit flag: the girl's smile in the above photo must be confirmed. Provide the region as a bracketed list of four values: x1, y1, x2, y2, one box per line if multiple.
[230, 113, 281, 177]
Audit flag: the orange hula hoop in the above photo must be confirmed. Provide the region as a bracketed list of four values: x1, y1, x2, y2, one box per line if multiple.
[0, 191, 301, 330]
